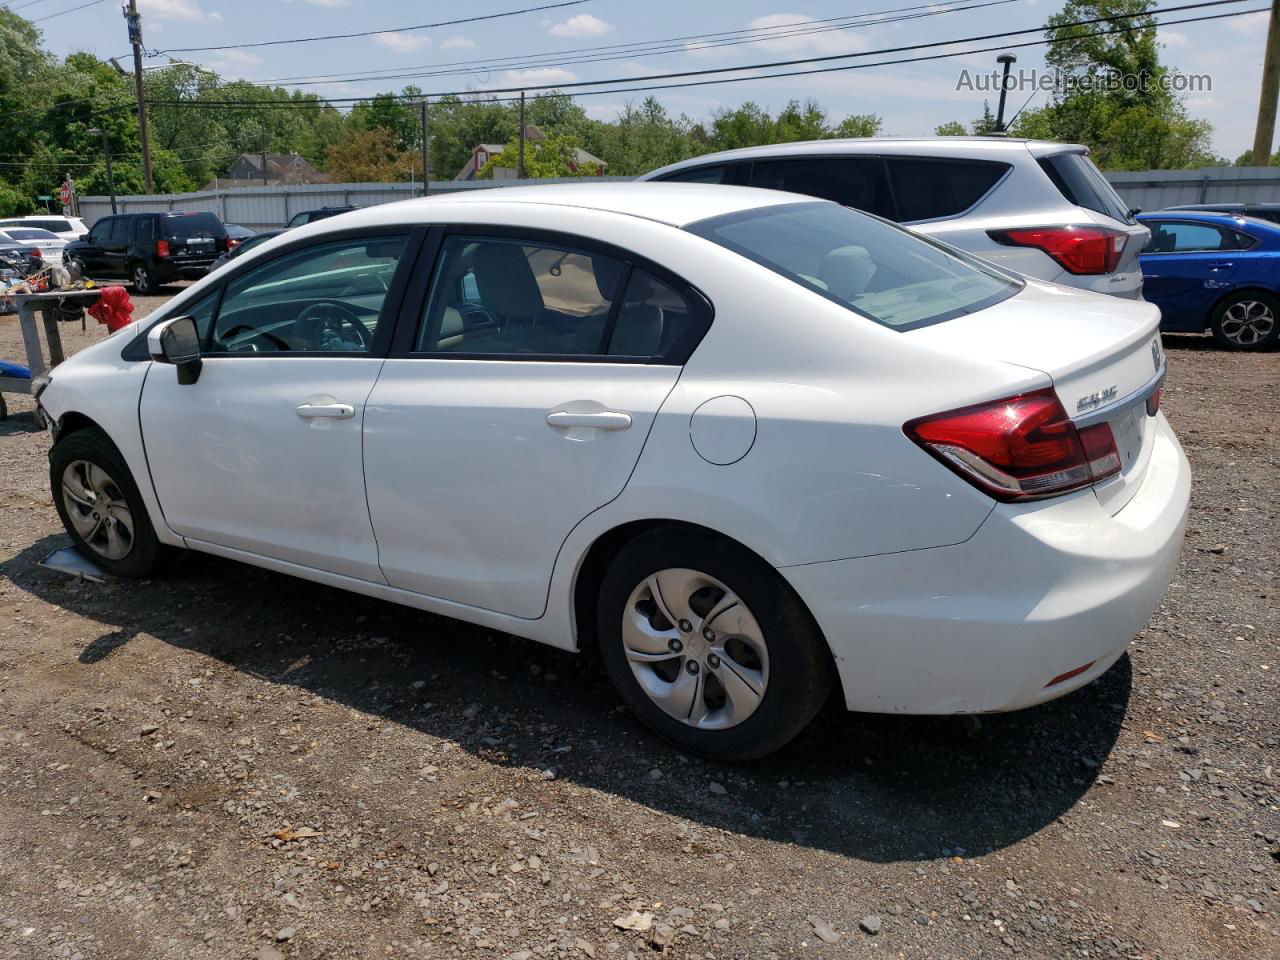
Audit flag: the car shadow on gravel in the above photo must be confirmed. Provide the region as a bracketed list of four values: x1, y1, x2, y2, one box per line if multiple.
[4, 534, 1130, 864]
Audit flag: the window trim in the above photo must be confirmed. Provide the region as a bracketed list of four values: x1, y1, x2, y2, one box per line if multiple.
[1139, 218, 1259, 256]
[120, 225, 427, 361]
[390, 224, 714, 365]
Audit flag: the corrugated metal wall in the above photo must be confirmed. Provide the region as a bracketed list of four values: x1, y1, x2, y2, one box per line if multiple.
[1105, 167, 1280, 212]
[77, 178, 631, 229]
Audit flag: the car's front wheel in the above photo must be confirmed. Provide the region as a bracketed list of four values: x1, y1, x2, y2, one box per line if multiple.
[596, 527, 833, 760]
[50, 427, 172, 577]
[1211, 291, 1280, 350]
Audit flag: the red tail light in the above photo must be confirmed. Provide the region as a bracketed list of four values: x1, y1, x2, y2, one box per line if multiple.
[988, 226, 1127, 275]
[905, 388, 1121, 501]
[1146, 386, 1161, 416]
[225, 237, 239, 250]
[31, 248, 43, 260]
[155, 239, 170, 258]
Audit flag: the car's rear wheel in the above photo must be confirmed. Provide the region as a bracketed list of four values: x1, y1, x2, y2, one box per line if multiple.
[1211, 291, 1280, 350]
[50, 427, 171, 577]
[130, 261, 155, 295]
[596, 527, 833, 760]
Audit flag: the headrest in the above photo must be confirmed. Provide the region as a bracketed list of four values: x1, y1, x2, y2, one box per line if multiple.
[472, 242, 543, 316]
[818, 245, 877, 301]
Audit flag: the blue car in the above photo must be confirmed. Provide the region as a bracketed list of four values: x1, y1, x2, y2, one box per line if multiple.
[1137, 210, 1280, 350]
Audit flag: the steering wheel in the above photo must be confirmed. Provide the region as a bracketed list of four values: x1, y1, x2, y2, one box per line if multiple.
[219, 323, 290, 352]
[292, 299, 374, 350]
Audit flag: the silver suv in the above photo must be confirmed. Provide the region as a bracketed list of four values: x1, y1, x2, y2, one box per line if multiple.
[640, 137, 1149, 299]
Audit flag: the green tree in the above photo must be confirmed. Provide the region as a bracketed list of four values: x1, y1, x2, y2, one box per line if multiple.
[325, 127, 415, 182]
[830, 114, 882, 138]
[479, 133, 600, 178]
[935, 120, 968, 136]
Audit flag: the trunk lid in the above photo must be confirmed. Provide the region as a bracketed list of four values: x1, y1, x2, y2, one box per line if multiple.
[910, 279, 1165, 513]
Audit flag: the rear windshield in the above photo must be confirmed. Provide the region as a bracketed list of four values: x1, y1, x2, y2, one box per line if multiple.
[162, 213, 227, 239]
[4, 228, 57, 241]
[688, 201, 1021, 330]
[1038, 152, 1132, 223]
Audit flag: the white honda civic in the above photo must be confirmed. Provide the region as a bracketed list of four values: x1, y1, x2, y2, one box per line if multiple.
[36, 184, 1190, 759]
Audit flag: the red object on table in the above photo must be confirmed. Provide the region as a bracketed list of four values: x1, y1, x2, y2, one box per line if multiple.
[87, 285, 135, 333]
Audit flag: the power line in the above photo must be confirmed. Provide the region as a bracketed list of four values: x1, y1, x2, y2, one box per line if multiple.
[32, 0, 107, 22]
[4, 1, 56, 12]
[154, 0, 594, 55]
[248, 1, 1016, 88]
[144, 0, 1257, 106]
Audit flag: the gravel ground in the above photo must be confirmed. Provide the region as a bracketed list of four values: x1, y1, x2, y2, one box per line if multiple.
[0, 291, 1276, 960]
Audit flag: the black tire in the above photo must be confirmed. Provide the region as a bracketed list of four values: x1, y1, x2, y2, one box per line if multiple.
[1210, 290, 1280, 350]
[129, 260, 155, 295]
[49, 426, 172, 578]
[596, 527, 833, 761]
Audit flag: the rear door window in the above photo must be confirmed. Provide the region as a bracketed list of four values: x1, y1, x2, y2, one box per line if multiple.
[1038, 152, 1131, 223]
[1142, 221, 1254, 253]
[886, 157, 1010, 222]
[107, 218, 130, 242]
[133, 218, 155, 241]
[747, 157, 893, 218]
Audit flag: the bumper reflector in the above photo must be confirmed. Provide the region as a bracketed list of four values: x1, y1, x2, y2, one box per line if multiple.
[1045, 661, 1096, 688]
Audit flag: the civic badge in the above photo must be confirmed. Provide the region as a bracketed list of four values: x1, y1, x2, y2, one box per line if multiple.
[1076, 385, 1118, 412]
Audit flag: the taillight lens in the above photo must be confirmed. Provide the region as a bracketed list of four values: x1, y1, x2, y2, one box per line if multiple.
[905, 388, 1121, 501]
[988, 226, 1127, 274]
[1146, 386, 1161, 416]
[225, 237, 239, 250]
[156, 239, 170, 258]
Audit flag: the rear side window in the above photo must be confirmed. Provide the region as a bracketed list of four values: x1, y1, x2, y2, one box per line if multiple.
[689, 201, 1020, 331]
[5, 228, 56, 241]
[747, 157, 893, 218]
[107, 218, 130, 242]
[1143, 221, 1254, 253]
[1039, 152, 1131, 223]
[133, 218, 155, 241]
[162, 213, 226, 239]
[661, 165, 732, 185]
[887, 158, 1009, 222]
[608, 269, 699, 358]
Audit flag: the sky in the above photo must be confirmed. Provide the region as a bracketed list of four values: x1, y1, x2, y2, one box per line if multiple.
[20, 0, 1274, 161]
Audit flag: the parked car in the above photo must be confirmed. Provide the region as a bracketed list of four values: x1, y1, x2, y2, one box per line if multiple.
[64, 211, 230, 294]
[286, 206, 357, 228]
[0, 215, 88, 243]
[1137, 210, 1280, 349]
[0, 240, 42, 313]
[0, 227, 64, 267]
[1164, 202, 1280, 224]
[640, 138, 1149, 299]
[36, 184, 1188, 759]
[210, 229, 283, 271]
[224, 223, 256, 247]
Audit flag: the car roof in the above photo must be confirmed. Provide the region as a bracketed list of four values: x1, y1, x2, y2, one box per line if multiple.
[324, 182, 809, 230]
[1139, 209, 1279, 230]
[642, 136, 1086, 178]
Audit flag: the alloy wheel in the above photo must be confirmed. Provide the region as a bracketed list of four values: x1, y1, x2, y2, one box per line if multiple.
[621, 568, 769, 730]
[60, 459, 134, 560]
[1220, 299, 1275, 346]
[133, 265, 149, 291]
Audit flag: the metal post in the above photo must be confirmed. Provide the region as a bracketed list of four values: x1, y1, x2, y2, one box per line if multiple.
[420, 99, 430, 197]
[261, 150, 268, 186]
[995, 54, 1017, 132]
[1253, 0, 1280, 164]
[126, 1, 154, 193]
[88, 128, 117, 214]
[514, 92, 524, 181]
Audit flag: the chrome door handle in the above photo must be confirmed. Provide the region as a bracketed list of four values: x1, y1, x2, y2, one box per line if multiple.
[296, 402, 355, 420]
[546, 410, 632, 431]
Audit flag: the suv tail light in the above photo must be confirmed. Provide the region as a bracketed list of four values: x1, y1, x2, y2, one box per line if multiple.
[155, 239, 170, 258]
[224, 236, 238, 250]
[987, 225, 1127, 275]
[905, 388, 1122, 501]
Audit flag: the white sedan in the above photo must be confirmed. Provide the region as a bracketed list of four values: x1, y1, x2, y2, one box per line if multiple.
[0, 226, 65, 267]
[35, 184, 1190, 759]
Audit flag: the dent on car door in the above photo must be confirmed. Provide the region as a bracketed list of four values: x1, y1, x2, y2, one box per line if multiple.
[139, 231, 417, 580]
[362, 229, 709, 619]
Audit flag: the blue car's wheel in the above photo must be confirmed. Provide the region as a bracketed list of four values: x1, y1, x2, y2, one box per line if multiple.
[1212, 292, 1279, 350]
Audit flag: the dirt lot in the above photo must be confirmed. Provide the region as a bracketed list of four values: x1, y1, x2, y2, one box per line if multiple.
[0, 289, 1276, 960]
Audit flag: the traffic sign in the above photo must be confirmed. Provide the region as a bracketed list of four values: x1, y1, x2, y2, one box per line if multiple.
[59, 182, 71, 206]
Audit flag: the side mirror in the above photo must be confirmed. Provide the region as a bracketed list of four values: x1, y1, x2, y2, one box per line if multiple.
[147, 315, 203, 385]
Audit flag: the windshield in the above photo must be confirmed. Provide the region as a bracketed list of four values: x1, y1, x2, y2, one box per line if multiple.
[162, 213, 226, 239]
[687, 202, 1021, 330]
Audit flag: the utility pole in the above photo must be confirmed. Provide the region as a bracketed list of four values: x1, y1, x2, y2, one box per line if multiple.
[88, 128, 117, 214]
[994, 53, 1017, 132]
[514, 91, 524, 180]
[1252, 0, 1280, 165]
[125, 1, 154, 193]
[420, 99, 430, 197]
[261, 150, 268, 186]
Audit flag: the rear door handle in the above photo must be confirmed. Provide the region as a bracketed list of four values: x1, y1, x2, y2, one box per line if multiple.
[296, 402, 355, 420]
[546, 410, 632, 431]
[1208, 261, 1235, 269]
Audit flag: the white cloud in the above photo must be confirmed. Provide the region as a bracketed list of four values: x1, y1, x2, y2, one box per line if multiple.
[217, 49, 263, 66]
[549, 14, 613, 38]
[298, 0, 350, 6]
[138, 0, 218, 20]
[744, 13, 872, 55]
[1161, 30, 1189, 48]
[373, 32, 432, 54]
[1228, 11, 1269, 34]
[440, 36, 476, 50]
[500, 67, 577, 86]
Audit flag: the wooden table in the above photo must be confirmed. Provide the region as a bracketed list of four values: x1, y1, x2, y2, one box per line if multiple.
[0, 289, 102, 417]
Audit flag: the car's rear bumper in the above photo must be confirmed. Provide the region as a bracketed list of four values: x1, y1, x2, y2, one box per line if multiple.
[780, 413, 1190, 714]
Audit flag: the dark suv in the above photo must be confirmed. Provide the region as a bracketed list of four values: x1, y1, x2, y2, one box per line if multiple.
[66, 212, 229, 294]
